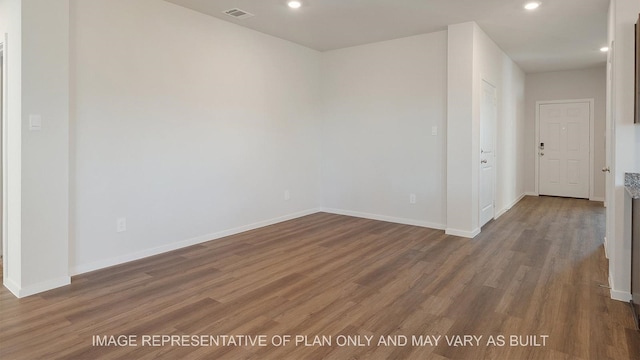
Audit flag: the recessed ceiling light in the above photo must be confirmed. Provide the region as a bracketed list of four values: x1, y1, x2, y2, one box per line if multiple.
[524, 2, 540, 10]
[600, 46, 609, 52]
[288, 1, 301, 8]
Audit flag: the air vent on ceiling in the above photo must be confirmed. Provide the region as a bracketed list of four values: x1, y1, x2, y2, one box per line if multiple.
[222, 8, 254, 20]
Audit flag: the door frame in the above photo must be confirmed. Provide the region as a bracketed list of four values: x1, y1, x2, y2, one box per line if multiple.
[604, 40, 615, 258]
[479, 78, 497, 227]
[534, 98, 595, 199]
[1, 35, 6, 276]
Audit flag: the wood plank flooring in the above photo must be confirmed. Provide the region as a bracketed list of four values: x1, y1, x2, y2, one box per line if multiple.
[1, 196, 638, 359]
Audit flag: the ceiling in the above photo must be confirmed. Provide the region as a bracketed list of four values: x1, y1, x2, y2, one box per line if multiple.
[164, 0, 610, 73]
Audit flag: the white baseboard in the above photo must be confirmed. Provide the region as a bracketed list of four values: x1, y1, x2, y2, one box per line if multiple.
[3, 277, 20, 297]
[610, 288, 632, 302]
[320, 208, 445, 230]
[71, 208, 321, 276]
[603, 236, 608, 259]
[495, 193, 526, 219]
[524, 192, 538, 197]
[3, 276, 71, 298]
[513, 193, 526, 205]
[589, 197, 605, 202]
[494, 209, 508, 219]
[609, 274, 632, 301]
[445, 227, 481, 238]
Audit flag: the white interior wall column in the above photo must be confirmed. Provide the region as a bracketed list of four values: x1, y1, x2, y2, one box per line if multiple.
[4, 0, 70, 297]
[1, 0, 24, 295]
[608, 0, 640, 301]
[446, 22, 480, 238]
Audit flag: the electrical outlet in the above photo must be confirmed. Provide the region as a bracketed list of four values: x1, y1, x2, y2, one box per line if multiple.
[431, 126, 438, 136]
[116, 217, 127, 232]
[284, 190, 290, 201]
[410, 194, 417, 204]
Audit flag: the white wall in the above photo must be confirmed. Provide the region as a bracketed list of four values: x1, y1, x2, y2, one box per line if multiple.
[524, 67, 607, 200]
[71, 0, 322, 273]
[446, 22, 526, 237]
[320, 31, 447, 228]
[607, 0, 640, 301]
[20, 0, 70, 293]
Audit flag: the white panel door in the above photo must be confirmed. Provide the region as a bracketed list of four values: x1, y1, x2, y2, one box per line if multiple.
[539, 102, 590, 198]
[480, 80, 496, 228]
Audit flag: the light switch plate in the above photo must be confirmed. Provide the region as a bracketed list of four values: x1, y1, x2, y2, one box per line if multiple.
[29, 115, 42, 131]
[431, 126, 438, 136]
[116, 217, 127, 233]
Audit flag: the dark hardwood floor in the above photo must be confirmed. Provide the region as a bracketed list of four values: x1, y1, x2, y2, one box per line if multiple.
[1, 196, 638, 359]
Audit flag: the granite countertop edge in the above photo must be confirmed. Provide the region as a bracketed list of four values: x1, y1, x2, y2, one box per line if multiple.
[625, 173, 640, 199]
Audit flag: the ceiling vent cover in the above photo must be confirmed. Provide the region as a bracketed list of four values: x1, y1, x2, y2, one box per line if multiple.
[222, 8, 254, 20]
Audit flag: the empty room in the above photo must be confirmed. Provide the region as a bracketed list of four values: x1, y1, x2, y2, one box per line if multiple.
[1, 0, 639, 359]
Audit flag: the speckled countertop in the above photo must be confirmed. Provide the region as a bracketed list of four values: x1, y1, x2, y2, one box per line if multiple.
[625, 173, 640, 199]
